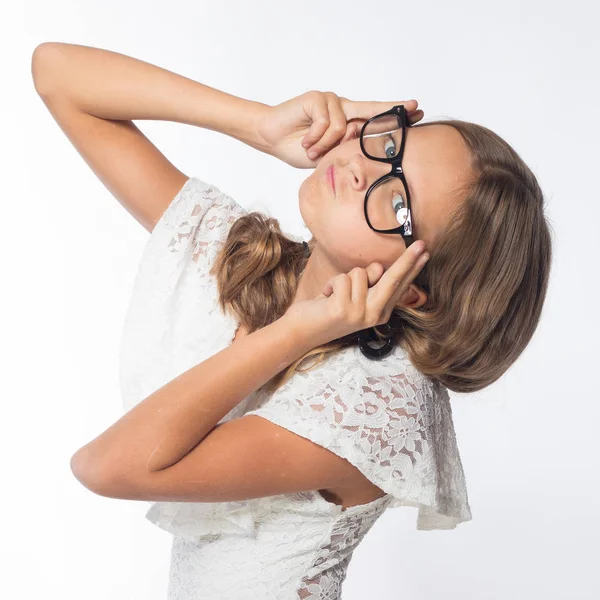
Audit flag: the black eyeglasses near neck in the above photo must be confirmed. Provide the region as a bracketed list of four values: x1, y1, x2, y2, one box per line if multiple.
[359, 104, 415, 248]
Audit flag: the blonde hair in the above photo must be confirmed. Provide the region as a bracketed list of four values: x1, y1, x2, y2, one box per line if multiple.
[210, 118, 554, 394]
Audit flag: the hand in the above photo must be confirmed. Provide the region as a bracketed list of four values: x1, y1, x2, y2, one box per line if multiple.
[284, 243, 430, 348]
[254, 90, 424, 169]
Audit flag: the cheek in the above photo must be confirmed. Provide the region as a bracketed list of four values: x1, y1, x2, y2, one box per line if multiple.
[334, 209, 405, 267]
[298, 177, 319, 227]
[321, 209, 386, 266]
[298, 169, 399, 264]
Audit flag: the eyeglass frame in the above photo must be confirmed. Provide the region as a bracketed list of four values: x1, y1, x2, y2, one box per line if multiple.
[359, 104, 415, 248]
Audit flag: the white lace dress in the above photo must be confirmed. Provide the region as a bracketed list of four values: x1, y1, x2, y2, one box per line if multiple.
[118, 176, 472, 599]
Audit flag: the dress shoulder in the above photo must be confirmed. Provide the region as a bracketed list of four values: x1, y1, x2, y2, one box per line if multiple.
[244, 343, 473, 530]
[118, 176, 248, 415]
[148, 175, 247, 271]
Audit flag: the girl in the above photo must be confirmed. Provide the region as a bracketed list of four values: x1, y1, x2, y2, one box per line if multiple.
[32, 42, 552, 599]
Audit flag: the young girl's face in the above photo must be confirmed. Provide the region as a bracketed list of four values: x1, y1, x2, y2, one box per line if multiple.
[298, 122, 473, 274]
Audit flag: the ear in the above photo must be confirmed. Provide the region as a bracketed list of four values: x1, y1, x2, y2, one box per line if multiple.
[395, 283, 428, 310]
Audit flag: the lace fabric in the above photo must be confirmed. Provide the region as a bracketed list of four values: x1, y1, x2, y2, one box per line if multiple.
[166, 492, 392, 600]
[118, 176, 472, 598]
[244, 339, 472, 530]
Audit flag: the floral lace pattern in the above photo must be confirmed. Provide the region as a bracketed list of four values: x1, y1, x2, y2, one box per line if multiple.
[244, 342, 473, 531]
[118, 177, 472, 599]
[296, 493, 391, 599]
[166, 492, 392, 600]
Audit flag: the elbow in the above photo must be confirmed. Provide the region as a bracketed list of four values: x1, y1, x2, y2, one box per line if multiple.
[70, 447, 112, 497]
[69, 449, 87, 483]
[31, 42, 64, 98]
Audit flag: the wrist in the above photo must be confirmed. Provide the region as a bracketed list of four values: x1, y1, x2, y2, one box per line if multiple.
[278, 312, 329, 353]
[245, 101, 273, 154]
[213, 94, 272, 154]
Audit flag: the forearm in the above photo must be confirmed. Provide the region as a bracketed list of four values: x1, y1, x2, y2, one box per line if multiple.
[31, 42, 270, 151]
[73, 316, 315, 477]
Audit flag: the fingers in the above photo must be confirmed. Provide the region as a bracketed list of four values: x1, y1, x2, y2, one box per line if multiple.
[408, 109, 424, 124]
[374, 243, 430, 309]
[340, 120, 362, 143]
[322, 268, 364, 307]
[302, 93, 348, 159]
[349, 267, 369, 306]
[300, 93, 330, 152]
[300, 92, 424, 164]
[324, 256, 424, 334]
[364, 262, 385, 286]
[350, 263, 385, 307]
[340, 98, 418, 121]
[327, 264, 384, 309]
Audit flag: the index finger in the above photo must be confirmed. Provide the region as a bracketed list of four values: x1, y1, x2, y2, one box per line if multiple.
[372, 243, 429, 305]
[340, 98, 418, 122]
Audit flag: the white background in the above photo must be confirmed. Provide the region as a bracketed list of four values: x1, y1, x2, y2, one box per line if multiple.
[5, 0, 599, 598]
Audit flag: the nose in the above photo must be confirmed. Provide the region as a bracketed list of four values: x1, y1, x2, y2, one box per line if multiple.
[349, 153, 389, 192]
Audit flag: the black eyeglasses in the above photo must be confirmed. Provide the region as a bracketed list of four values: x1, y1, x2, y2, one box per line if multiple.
[359, 104, 415, 248]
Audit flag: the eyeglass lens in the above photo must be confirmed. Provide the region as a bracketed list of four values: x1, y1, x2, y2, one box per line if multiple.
[362, 114, 410, 232]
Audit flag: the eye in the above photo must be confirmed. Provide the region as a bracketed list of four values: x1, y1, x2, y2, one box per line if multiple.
[392, 192, 408, 225]
[383, 134, 397, 159]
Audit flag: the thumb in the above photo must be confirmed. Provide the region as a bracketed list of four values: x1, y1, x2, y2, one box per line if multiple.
[341, 98, 418, 121]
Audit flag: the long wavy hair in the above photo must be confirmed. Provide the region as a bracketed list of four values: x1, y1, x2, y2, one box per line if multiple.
[209, 118, 554, 394]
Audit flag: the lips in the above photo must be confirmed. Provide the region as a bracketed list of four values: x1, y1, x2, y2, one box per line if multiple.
[327, 165, 336, 193]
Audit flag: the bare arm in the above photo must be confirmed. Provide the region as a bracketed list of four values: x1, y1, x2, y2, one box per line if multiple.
[70, 312, 380, 506]
[71, 314, 314, 478]
[31, 42, 270, 232]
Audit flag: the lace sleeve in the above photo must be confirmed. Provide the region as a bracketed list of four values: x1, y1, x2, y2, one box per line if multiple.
[244, 347, 472, 530]
[150, 176, 247, 269]
[118, 176, 247, 415]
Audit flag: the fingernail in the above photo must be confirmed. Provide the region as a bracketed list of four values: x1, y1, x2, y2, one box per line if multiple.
[302, 140, 310, 148]
[413, 241, 426, 256]
[308, 150, 318, 159]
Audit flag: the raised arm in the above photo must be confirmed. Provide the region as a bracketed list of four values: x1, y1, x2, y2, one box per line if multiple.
[31, 42, 270, 233]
